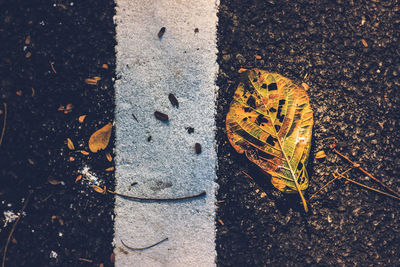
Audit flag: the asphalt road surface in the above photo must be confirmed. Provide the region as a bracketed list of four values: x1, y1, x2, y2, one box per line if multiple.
[1, 0, 400, 266]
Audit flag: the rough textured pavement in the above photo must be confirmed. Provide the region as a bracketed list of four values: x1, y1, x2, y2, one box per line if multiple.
[113, 0, 217, 266]
[216, 0, 400, 266]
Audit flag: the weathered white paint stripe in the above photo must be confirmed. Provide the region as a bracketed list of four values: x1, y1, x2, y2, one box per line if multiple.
[114, 0, 218, 266]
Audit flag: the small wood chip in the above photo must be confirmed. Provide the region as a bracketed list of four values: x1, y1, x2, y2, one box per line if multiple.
[69, 156, 75, 162]
[238, 68, 248, 73]
[92, 185, 105, 194]
[218, 219, 224, 225]
[25, 52, 31, 58]
[16, 90, 22, 96]
[154, 111, 169, 121]
[158, 27, 166, 38]
[361, 39, 368, 47]
[195, 143, 202, 154]
[67, 138, 75, 150]
[254, 55, 261, 59]
[102, 64, 109, 69]
[168, 93, 179, 107]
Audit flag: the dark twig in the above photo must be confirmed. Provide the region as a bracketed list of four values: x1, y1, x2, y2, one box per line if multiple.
[2, 190, 33, 267]
[108, 190, 206, 202]
[332, 148, 400, 198]
[0, 103, 7, 147]
[121, 238, 168, 251]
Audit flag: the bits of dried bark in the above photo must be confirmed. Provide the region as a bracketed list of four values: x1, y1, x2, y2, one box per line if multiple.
[158, 27, 166, 38]
[168, 93, 179, 107]
[154, 111, 169, 121]
[195, 143, 202, 154]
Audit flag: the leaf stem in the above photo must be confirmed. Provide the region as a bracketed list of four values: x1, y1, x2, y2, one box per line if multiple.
[276, 138, 308, 212]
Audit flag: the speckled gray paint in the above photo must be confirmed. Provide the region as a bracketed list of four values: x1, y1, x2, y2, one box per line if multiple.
[114, 0, 218, 266]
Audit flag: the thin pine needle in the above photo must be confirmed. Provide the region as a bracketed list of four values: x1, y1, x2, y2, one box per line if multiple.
[0, 103, 7, 147]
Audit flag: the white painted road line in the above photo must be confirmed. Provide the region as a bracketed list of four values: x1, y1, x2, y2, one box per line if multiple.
[114, 0, 218, 266]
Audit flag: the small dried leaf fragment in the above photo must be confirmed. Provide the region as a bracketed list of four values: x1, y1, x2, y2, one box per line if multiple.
[78, 115, 86, 123]
[102, 64, 109, 69]
[106, 152, 112, 162]
[48, 179, 62, 185]
[92, 185, 106, 194]
[361, 39, 368, 47]
[67, 138, 75, 150]
[78, 150, 90, 155]
[75, 175, 82, 182]
[105, 167, 115, 172]
[315, 150, 327, 159]
[254, 55, 262, 59]
[238, 68, 248, 73]
[89, 123, 112, 153]
[25, 35, 31, 45]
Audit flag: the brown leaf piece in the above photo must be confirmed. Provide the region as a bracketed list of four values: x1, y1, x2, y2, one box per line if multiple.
[315, 150, 327, 159]
[67, 138, 75, 150]
[89, 123, 112, 153]
[226, 69, 313, 212]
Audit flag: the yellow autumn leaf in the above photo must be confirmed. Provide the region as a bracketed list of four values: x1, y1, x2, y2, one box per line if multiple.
[88, 122, 112, 153]
[67, 138, 75, 150]
[226, 69, 313, 212]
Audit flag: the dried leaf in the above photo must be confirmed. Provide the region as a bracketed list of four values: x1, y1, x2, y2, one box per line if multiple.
[92, 185, 105, 194]
[67, 138, 75, 150]
[226, 69, 313, 212]
[106, 152, 112, 162]
[48, 179, 62, 185]
[78, 115, 86, 123]
[69, 156, 75, 162]
[361, 39, 368, 47]
[105, 166, 114, 171]
[89, 123, 112, 153]
[25, 35, 31, 45]
[315, 150, 327, 159]
[75, 175, 82, 182]
[78, 150, 90, 155]
[238, 68, 248, 73]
